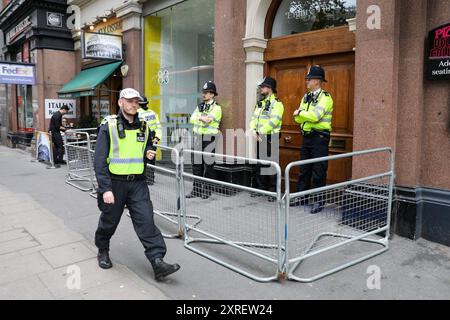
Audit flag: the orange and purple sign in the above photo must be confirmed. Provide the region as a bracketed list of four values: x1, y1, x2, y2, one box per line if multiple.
[0, 62, 35, 85]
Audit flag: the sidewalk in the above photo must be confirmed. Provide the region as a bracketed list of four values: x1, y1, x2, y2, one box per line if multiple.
[0, 145, 449, 300]
[0, 184, 168, 300]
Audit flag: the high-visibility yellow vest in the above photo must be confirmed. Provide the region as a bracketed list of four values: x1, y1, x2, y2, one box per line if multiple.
[294, 89, 333, 133]
[189, 101, 222, 135]
[250, 94, 284, 135]
[138, 108, 162, 140]
[107, 118, 149, 175]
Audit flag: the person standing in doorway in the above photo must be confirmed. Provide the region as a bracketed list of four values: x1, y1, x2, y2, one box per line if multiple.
[291, 65, 333, 214]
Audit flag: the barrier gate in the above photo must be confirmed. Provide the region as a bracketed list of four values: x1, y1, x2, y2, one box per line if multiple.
[63, 128, 97, 192]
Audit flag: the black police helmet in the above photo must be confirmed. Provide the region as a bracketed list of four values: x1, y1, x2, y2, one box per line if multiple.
[306, 65, 327, 82]
[202, 81, 218, 96]
[259, 77, 277, 93]
[139, 96, 149, 105]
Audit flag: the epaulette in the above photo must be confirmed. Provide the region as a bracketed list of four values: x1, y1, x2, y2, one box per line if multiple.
[100, 115, 117, 125]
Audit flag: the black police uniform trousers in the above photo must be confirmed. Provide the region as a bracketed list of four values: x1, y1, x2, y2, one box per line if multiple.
[51, 131, 64, 164]
[254, 134, 276, 192]
[191, 134, 217, 196]
[296, 131, 330, 205]
[95, 178, 167, 263]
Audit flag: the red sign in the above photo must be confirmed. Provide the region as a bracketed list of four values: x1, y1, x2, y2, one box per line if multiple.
[427, 23, 450, 80]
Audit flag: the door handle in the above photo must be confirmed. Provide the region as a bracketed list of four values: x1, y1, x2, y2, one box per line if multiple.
[284, 136, 292, 143]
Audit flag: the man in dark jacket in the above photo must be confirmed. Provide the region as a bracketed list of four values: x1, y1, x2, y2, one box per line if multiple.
[48, 105, 70, 165]
[94, 88, 180, 281]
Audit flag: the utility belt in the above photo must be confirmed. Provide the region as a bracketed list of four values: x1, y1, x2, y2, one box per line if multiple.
[110, 173, 146, 182]
[301, 129, 330, 138]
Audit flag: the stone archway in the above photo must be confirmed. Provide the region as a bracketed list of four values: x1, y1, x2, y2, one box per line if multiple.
[243, 0, 271, 157]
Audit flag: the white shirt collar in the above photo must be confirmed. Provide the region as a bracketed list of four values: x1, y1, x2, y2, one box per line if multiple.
[313, 88, 322, 96]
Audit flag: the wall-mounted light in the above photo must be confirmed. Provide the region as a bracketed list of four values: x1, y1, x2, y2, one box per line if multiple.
[121, 64, 129, 77]
[102, 17, 107, 23]
[89, 25, 94, 30]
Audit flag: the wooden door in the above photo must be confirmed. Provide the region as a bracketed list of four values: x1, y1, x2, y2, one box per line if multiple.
[265, 27, 355, 188]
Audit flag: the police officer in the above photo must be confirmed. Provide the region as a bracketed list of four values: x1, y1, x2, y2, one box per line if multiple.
[186, 81, 222, 200]
[48, 104, 70, 166]
[250, 77, 284, 202]
[138, 96, 162, 185]
[291, 65, 333, 214]
[94, 88, 180, 281]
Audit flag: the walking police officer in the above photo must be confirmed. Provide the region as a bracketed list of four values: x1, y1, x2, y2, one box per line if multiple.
[94, 88, 180, 281]
[186, 81, 222, 200]
[138, 96, 162, 185]
[250, 77, 284, 201]
[291, 65, 333, 214]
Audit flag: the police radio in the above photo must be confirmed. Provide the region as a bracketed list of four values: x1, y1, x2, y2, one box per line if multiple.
[117, 119, 126, 139]
[198, 102, 206, 113]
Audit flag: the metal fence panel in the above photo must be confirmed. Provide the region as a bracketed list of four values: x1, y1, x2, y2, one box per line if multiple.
[284, 148, 394, 282]
[64, 130, 96, 192]
[181, 149, 284, 282]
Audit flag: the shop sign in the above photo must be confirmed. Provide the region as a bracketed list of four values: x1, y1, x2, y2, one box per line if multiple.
[81, 32, 123, 60]
[47, 12, 63, 28]
[0, 62, 35, 85]
[45, 99, 77, 119]
[427, 23, 450, 80]
[6, 16, 32, 45]
[95, 19, 122, 35]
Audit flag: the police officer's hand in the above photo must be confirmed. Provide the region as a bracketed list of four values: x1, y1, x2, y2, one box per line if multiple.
[146, 150, 156, 160]
[103, 191, 115, 204]
[293, 109, 301, 117]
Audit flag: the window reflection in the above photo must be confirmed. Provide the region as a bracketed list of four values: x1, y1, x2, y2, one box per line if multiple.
[272, 0, 356, 38]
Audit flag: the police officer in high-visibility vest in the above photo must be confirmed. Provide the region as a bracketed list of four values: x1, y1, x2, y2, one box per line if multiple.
[250, 77, 284, 201]
[138, 96, 162, 185]
[186, 81, 222, 199]
[291, 65, 333, 214]
[94, 88, 180, 281]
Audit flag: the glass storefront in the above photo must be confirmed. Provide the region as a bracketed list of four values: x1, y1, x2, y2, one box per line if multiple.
[144, 0, 215, 140]
[272, 0, 356, 38]
[16, 84, 33, 131]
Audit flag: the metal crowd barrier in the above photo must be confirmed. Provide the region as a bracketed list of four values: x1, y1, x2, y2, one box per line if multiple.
[61, 129, 394, 283]
[63, 128, 97, 192]
[180, 149, 285, 282]
[284, 148, 394, 282]
[148, 144, 202, 239]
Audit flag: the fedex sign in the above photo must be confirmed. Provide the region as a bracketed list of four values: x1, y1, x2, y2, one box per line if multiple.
[0, 63, 35, 85]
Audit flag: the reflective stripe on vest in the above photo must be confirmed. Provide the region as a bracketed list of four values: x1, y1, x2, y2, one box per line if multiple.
[192, 103, 221, 135]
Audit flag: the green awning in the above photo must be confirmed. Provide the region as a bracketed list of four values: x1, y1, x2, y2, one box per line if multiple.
[58, 61, 122, 98]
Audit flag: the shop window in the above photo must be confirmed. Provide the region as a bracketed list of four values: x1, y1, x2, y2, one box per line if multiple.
[17, 84, 33, 132]
[144, 0, 215, 135]
[271, 0, 356, 38]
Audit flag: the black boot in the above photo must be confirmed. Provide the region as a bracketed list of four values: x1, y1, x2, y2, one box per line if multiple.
[151, 258, 180, 281]
[97, 249, 113, 269]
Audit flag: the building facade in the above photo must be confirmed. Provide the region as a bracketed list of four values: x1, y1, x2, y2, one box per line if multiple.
[0, 0, 449, 246]
[0, 0, 75, 145]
